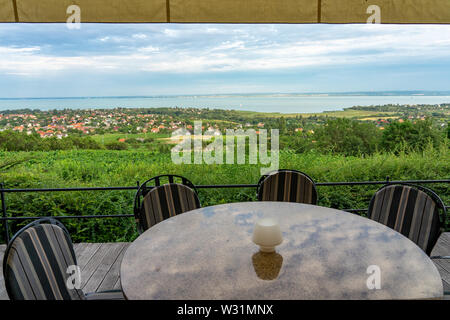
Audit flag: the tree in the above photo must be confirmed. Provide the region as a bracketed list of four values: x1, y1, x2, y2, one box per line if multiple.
[277, 117, 286, 135]
[381, 119, 443, 153]
[0, 131, 41, 151]
[68, 136, 103, 149]
[447, 122, 450, 139]
[312, 118, 381, 156]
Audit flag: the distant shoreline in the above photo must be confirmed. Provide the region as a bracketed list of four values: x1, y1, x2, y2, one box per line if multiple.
[2, 91, 450, 100]
[1, 94, 449, 114]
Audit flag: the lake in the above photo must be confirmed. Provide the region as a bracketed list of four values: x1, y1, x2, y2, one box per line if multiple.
[0, 95, 449, 113]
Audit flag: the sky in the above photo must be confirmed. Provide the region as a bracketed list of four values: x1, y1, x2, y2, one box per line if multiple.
[0, 23, 450, 98]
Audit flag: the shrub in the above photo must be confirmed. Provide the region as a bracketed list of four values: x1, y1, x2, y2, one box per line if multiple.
[312, 118, 381, 156]
[0, 131, 102, 151]
[105, 141, 128, 150]
[381, 118, 443, 153]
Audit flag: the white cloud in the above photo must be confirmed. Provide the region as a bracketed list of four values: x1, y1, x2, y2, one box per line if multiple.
[163, 28, 180, 37]
[210, 41, 246, 51]
[137, 46, 160, 53]
[2, 25, 450, 76]
[0, 46, 41, 54]
[132, 33, 148, 39]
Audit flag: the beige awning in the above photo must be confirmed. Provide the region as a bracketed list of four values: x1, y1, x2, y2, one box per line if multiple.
[1, 0, 450, 23]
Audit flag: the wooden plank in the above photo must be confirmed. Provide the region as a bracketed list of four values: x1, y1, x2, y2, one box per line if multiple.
[438, 234, 450, 248]
[432, 234, 450, 287]
[0, 244, 7, 300]
[113, 277, 122, 291]
[432, 234, 449, 253]
[97, 243, 129, 292]
[433, 263, 450, 291]
[76, 243, 102, 270]
[441, 233, 450, 242]
[82, 243, 126, 293]
[434, 259, 450, 279]
[432, 241, 449, 256]
[0, 285, 7, 300]
[80, 243, 111, 290]
[431, 234, 450, 279]
[437, 233, 450, 243]
[74, 243, 90, 256]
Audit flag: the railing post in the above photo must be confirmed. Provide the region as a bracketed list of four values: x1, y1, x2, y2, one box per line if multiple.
[135, 181, 140, 213]
[1, 183, 10, 244]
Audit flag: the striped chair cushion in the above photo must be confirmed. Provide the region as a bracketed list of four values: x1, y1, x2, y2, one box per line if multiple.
[140, 183, 201, 231]
[368, 185, 442, 255]
[258, 171, 318, 204]
[4, 223, 85, 300]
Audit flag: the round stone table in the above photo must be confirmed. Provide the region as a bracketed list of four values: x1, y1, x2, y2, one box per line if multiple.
[120, 202, 443, 300]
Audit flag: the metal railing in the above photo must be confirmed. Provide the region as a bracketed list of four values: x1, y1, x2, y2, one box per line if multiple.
[1, 177, 449, 244]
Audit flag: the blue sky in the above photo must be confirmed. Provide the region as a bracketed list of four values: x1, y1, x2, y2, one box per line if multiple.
[0, 23, 450, 98]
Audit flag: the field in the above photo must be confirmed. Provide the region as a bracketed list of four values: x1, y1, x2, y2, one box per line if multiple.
[1, 146, 448, 243]
[90, 132, 170, 144]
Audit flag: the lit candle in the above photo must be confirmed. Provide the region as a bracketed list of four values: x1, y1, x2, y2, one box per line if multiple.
[252, 218, 283, 252]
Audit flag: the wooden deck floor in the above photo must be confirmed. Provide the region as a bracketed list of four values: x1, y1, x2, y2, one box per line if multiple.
[0, 242, 130, 300]
[0, 234, 448, 300]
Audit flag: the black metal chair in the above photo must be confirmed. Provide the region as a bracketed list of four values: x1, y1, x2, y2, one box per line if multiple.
[368, 183, 448, 257]
[133, 175, 201, 233]
[3, 218, 124, 300]
[257, 169, 318, 205]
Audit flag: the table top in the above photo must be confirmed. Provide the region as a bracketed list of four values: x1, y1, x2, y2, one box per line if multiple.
[120, 202, 443, 300]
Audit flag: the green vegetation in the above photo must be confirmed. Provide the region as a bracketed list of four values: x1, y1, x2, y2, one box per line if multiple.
[281, 118, 447, 156]
[0, 104, 449, 243]
[1, 115, 447, 156]
[0, 131, 103, 151]
[380, 119, 444, 153]
[1, 103, 448, 139]
[105, 141, 128, 150]
[309, 118, 382, 156]
[0, 145, 448, 243]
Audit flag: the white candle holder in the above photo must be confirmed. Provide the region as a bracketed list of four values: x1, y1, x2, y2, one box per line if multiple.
[252, 218, 283, 252]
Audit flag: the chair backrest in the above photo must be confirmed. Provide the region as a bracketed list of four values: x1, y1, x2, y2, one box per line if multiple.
[257, 169, 318, 205]
[137, 183, 201, 232]
[3, 218, 85, 300]
[368, 184, 446, 255]
[134, 175, 197, 217]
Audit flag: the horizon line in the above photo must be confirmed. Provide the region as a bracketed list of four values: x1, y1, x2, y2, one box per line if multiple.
[2, 90, 450, 100]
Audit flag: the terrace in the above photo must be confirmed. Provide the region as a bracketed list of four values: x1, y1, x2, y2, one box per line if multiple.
[0, 178, 449, 299]
[1, 0, 450, 302]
